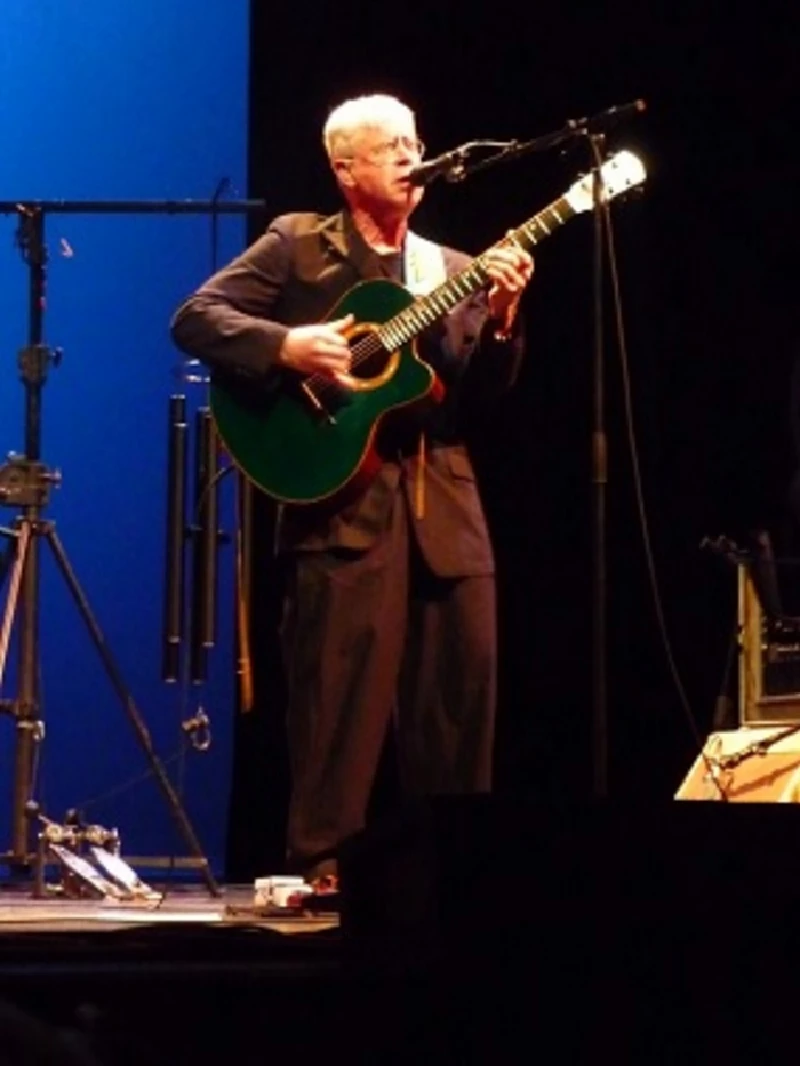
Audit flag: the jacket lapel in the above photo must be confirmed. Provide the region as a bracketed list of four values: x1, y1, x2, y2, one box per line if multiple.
[318, 210, 385, 282]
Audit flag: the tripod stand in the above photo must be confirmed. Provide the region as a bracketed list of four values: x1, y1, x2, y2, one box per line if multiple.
[0, 198, 260, 896]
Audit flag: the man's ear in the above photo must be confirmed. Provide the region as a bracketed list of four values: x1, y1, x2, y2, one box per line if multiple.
[333, 159, 354, 188]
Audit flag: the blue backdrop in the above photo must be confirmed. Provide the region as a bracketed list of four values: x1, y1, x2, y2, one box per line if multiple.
[0, 1, 249, 876]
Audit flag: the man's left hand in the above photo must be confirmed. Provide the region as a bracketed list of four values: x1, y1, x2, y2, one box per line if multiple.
[483, 240, 535, 327]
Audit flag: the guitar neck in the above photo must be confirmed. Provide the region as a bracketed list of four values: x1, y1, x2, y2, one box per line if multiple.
[379, 192, 577, 349]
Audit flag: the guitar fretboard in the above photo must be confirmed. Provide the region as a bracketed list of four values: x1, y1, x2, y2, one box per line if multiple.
[376, 193, 577, 351]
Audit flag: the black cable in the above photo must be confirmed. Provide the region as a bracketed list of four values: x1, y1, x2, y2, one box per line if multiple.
[68, 746, 189, 814]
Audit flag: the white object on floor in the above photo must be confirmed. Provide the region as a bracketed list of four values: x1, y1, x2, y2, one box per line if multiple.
[254, 876, 314, 909]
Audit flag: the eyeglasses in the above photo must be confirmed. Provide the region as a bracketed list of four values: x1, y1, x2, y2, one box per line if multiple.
[358, 136, 426, 163]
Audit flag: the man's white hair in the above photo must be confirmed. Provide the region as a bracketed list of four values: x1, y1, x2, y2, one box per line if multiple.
[323, 94, 416, 161]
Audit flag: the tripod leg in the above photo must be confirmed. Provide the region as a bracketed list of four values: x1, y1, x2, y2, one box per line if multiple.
[0, 522, 30, 689]
[0, 527, 18, 591]
[42, 524, 221, 897]
[0, 521, 42, 865]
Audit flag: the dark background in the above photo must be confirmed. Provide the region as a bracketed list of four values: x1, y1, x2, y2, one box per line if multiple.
[227, 2, 800, 876]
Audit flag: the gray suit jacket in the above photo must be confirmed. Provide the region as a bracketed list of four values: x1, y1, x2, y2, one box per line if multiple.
[171, 210, 525, 577]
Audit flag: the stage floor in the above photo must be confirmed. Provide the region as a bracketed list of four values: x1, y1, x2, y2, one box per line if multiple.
[0, 882, 338, 937]
[0, 882, 358, 1065]
[0, 880, 342, 991]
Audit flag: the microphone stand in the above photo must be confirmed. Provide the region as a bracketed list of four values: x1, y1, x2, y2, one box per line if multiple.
[449, 100, 646, 800]
[589, 131, 609, 800]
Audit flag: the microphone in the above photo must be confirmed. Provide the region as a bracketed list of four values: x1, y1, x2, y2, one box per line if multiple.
[408, 146, 469, 187]
[569, 99, 647, 135]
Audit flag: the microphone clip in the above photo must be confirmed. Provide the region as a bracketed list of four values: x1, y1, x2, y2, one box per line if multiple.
[408, 144, 474, 187]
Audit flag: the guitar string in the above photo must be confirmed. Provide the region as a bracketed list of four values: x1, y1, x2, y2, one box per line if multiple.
[303, 260, 486, 402]
[303, 247, 504, 403]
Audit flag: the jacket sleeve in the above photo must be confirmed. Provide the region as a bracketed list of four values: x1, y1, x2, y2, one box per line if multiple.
[427, 284, 525, 404]
[170, 219, 293, 379]
[464, 292, 526, 399]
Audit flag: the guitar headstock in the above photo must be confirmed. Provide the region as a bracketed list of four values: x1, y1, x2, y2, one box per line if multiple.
[564, 150, 646, 214]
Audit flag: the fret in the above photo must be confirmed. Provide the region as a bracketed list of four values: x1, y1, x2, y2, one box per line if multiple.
[390, 315, 408, 341]
[450, 276, 467, 300]
[379, 322, 401, 350]
[429, 292, 448, 315]
[520, 223, 537, 246]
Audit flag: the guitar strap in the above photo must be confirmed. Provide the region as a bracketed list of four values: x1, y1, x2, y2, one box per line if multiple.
[403, 231, 448, 295]
[403, 232, 448, 519]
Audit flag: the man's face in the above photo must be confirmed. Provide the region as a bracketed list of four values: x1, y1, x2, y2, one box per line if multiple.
[336, 116, 425, 216]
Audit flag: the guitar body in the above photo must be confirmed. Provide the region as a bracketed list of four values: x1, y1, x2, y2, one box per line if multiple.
[209, 278, 444, 505]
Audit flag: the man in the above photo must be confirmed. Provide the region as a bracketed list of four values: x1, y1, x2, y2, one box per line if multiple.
[171, 93, 534, 887]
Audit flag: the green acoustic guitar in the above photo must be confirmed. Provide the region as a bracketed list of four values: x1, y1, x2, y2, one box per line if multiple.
[210, 149, 646, 505]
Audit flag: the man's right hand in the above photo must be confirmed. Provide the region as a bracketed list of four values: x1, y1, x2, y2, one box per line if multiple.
[279, 314, 354, 379]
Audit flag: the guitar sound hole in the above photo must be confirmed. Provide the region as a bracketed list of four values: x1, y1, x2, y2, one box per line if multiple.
[349, 329, 393, 381]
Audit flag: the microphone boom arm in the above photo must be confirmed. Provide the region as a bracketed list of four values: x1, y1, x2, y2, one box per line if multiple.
[438, 99, 647, 184]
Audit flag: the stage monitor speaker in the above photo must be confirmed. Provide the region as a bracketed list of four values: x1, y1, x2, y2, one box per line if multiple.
[675, 728, 800, 802]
